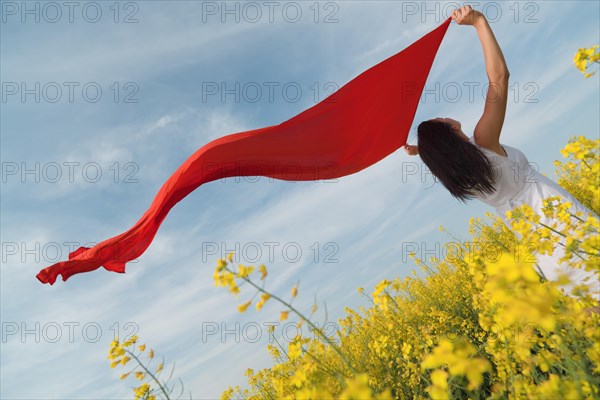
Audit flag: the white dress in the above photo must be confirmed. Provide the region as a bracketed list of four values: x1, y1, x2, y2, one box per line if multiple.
[468, 135, 599, 300]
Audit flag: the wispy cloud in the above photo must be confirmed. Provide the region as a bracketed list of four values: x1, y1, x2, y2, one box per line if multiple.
[2, 1, 598, 399]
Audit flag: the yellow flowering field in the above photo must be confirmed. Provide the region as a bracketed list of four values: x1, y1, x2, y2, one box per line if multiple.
[108, 46, 600, 400]
[212, 136, 599, 400]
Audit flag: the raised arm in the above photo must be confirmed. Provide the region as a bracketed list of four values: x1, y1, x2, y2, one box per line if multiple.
[403, 6, 509, 157]
[456, 6, 510, 153]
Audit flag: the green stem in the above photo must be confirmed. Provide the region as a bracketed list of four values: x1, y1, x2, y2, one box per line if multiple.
[230, 267, 357, 375]
[126, 349, 171, 400]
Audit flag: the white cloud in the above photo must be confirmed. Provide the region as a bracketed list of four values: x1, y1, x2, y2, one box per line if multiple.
[2, 1, 598, 398]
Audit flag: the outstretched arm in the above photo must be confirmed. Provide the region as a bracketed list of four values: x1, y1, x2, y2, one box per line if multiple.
[456, 6, 510, 153]
[403, 5, 510, 157]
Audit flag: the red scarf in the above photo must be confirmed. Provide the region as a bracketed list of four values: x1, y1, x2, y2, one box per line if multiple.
[37, 17, 452, 285]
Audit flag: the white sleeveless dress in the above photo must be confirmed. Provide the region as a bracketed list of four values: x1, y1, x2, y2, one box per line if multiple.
[468, 135, 599, 300]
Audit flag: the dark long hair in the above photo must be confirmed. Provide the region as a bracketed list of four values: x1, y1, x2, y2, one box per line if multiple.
[417, 120, 496, 203]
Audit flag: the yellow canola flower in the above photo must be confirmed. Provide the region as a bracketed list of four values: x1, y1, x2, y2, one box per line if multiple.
[237, 264, 254, 278]
[133, 383, 150, 400]
[259, 264, 268, 280]
[426, 370, 449, 400]
[573, 45, 599, 74]
[255, 293, 271, 311]
[267, 344, 280, 358]
[122, 335, 138, 347]
[108, 345, 125, 360]
[338, 373, 392, 400]
[484, 252, 557, 332]
[339, 373, 373, 400]
[237, 300, 252, 313]
[287, 337, 303, 360]
[401, 342, 412, 359]
[229, 283, 240, 296]
[421, 338, 490, 391]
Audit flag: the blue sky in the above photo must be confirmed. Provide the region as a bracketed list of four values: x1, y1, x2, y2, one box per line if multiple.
[1, 1, 599, 398]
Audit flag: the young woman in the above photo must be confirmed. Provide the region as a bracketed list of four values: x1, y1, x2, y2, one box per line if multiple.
[403, 6, 599, 300]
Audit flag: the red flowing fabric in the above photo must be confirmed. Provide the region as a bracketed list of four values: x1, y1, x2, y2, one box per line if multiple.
[37, 17, 452, 285]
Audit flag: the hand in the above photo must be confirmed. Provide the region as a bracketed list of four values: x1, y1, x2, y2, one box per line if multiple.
[403, 144, 419, 156]
[451, 5, 484, 26]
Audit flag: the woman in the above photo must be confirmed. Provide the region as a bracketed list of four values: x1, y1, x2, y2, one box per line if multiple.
[403, 6, 599, 300]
